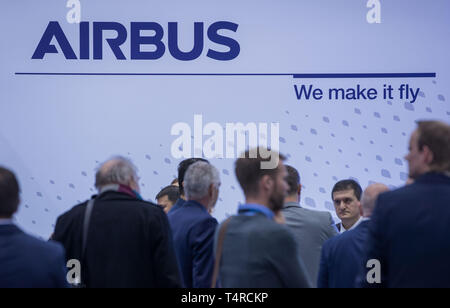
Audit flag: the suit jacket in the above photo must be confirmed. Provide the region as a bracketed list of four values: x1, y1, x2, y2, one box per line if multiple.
[0, 224, 68, 288]
[318, 220, 370, 288]
[359, 172, 450, 288]
[167, 200, 218, 288]
[217, 212, 312, 288]
[168, 198, 186, 214]
[282, 202, 337, 286]
[53, 190, 182, 288]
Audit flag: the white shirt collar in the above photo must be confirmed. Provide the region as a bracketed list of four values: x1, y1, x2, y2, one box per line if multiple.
[339, 216, 364, 233]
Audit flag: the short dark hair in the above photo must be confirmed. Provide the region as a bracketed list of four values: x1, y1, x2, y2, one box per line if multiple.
[331, 179, 362, 201]
[156, 185, 180, 203]
[178, 158, 209, 195]
[235, 148, 286, 197]
[0, 167, 20, 218]
[285, 165, 301, 196]
[417, 121, 450, 173]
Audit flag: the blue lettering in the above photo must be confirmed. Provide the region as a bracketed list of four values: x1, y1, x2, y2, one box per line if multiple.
[168, 22, 204, 61]
[294, 85, 323, 100]
[32, 21, 77, 59]
[130, 22, 165, 60]
[93, 22, 127, 60]
[79, 21, 89, 59]
[207, 21, 240, 61]
[32, 21, 240, 61]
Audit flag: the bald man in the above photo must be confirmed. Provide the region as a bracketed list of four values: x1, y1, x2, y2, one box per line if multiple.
[318, 183, 389, 288]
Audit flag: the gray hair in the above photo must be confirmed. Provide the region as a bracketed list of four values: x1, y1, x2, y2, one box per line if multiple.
[184, 161, 220, 200]
[95, 156, 139, 190]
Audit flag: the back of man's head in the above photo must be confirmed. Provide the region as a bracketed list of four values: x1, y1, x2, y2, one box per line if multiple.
[331, 179, 363, 201]
[285, 165, 301, 197]
[235, 148, 285, 198]
[184, 161, 220, 202]
[177, 158, 209, 196]
[156, 185, 180, 204]
[361, 183, 389, 217]
[0, 167, 20, 218]
[416, 121, 450, 173]
[95, 156, 139, 191]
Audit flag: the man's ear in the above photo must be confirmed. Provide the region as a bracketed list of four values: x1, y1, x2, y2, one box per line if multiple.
[261, 175, 274, 193]
[208, 184, 215, 198]
[297, 184, 302, 197]
[422, 145, 434, 165]
[14, 197, 20, 215]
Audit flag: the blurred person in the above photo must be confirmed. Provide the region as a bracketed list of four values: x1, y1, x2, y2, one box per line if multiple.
[281, 165, 337, 287]
[52, 156, 182, 288]
[168, 158, 209, 214]
[331, 180, 363, 233]
[405, 176, 414, 185]
[215, 148, 312, 288]
[359, 121, 450, 288]
[0, 167, 68, 288]
[171, 178, 179, 186]
[168, 161, 220, 288]
[318, 183, 389, 288]
[156, 185, 180, 213]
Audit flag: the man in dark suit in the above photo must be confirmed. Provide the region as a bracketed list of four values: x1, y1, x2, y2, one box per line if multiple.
[281, 165, 337, 287]
[331, 180, 363, 233]
[216, 148, 312, 288]
[168, 161, 220, 288]
[168, 158, 209, 214]
[318, 183, 388, 288]
[0, 167, 68, 288]
[359, 120, 450, 288]
[53, 157, 182, 288]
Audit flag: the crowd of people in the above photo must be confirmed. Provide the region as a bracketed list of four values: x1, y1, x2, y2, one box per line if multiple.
[0, 120, 449, 288]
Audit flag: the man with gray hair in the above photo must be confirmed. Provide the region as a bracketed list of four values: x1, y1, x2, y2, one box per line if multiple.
[318, 183, 389, 288]
[168, 161, 220, 288]
[53, 156, 182, 288]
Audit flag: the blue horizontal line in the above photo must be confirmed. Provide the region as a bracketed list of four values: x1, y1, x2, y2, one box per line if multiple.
[293, 73, 436, 78]
[15, 72, 292, 76]
[14, 72, 436, 78]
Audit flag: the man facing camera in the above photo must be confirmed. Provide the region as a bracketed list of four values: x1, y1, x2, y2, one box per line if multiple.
[359, 121, 450, 288]
[216, 148, 312, 288]
[168, 161, 220, 288]
[331, 180, 363, 233]
[318, 183, 389, 288]
[0, 167, 68, 288]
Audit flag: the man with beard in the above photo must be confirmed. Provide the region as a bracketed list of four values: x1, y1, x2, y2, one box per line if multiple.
[213, 148, 312, 288]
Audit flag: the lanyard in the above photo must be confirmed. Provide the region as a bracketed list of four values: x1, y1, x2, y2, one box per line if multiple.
[237, 203, 275, 220]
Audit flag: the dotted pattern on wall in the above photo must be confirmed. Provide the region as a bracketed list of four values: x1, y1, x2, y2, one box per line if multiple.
[3, 79, 449, 239]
